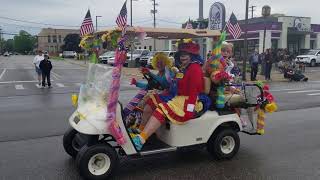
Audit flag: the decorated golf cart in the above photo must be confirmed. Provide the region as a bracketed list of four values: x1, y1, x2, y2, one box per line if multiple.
[63, 26, 277, 180]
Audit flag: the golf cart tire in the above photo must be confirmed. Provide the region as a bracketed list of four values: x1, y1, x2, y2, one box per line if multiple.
[76, 143, 119, 180]
[207, 128, 240, 160]
[63, 127, 80, 158]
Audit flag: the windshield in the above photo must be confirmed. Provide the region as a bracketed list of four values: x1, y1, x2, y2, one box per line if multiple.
[133, 50, 144, 54]
[304, 50, 318, 55]
[103, 51, 115, 56]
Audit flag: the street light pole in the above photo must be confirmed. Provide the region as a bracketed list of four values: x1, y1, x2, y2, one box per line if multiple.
[96, 16, 102, 32]
[242, 0, 249, 81]
[129, 0, 139, 67]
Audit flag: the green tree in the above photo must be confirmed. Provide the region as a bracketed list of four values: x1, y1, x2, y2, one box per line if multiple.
[4, 39, 14, 52]
[13, 30, 36, 54]
[61, 33, 82, 53]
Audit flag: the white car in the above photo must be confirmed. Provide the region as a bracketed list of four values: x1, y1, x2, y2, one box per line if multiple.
[99, 51, 115, 64]
[126, 49, 150, 66]
[295, 49, 320, 67]
[146, 51, 176, 68]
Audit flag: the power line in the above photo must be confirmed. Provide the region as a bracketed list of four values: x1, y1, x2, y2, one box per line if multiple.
[0, 16, 80, 28]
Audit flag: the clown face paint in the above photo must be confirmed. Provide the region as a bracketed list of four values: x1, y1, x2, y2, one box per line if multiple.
[180, 53, 191, 68]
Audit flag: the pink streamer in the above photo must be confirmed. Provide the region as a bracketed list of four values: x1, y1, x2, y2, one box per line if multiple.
[106, 50, 127, 145]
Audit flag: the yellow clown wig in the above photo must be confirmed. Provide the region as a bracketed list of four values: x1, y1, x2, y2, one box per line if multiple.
[151, 52, 173, 70]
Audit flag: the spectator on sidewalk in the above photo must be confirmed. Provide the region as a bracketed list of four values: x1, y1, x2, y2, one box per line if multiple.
[265, 49, 273, 81]
[33, 50, 44, 86]
[39, 54, 53, 88]
[249, 50, 259, 81]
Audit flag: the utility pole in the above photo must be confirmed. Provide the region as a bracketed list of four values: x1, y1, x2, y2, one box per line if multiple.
[96, 16, 102, 32]
[0, 27, 2, 54]
[249, 5, 256, 19]
[151, 0, 158, 51]
[243, 0, 249, 81]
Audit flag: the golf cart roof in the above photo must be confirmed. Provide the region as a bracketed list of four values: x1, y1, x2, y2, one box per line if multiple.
[97, 26, 221, 39]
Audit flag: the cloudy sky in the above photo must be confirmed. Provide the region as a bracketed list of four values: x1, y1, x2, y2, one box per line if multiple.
[0, 0, 319, 39]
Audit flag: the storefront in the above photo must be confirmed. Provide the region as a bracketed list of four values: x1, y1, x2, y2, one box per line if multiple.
[226, 15, 320, 57]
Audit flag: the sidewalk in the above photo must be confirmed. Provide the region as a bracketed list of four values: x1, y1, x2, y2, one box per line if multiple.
[65, 59, 320, 83]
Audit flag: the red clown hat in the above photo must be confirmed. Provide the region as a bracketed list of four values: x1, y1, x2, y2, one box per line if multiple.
[178, 42, 200, 55]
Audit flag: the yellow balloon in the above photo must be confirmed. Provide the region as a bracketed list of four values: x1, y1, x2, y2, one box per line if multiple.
[71, 94, 78, 107]
[265, 102, 278, 113]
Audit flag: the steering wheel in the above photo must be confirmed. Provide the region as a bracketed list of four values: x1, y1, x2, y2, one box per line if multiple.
[143, 73, 165, 91]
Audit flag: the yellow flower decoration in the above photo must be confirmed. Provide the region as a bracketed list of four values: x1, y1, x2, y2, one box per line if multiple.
[175, 39, 193, 47]
[151, 52, 173, 70]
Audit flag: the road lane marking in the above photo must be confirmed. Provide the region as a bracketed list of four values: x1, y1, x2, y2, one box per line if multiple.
[307, 93, 320, 96]
[271, 88, 305, 92]
[56, 83, 65, 87]
[51, 71, 62, 79]
[0, 68, 6, 80]
[15, 84, 24, 90]
[288, 90, 320, 94]
[0, 80, 54, 84]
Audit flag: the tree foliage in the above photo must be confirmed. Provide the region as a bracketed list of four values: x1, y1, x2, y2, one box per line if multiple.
[13, 30, 37, 54]
[61, 33, 82, 53]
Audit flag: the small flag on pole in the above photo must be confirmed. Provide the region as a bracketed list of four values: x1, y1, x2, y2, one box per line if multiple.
[80, 10, 94, 36]
[116, 1, 128, 35]
[185, 19, 193, 29]
[226, 13, 242, 39]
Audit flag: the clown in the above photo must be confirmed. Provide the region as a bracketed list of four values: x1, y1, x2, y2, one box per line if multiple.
[124, 52, 174, 129]
[131, 41, 205, 150]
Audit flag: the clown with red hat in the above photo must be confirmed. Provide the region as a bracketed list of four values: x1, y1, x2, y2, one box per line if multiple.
[131, 41, 206, 150]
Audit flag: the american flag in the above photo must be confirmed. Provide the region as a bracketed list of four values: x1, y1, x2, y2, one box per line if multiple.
[116, 1, 128, 33]
[80, 10, 94, 36]
[226, 13, 242, 39]
[185, 22, 193, 29]
[185, 19, 193, 29]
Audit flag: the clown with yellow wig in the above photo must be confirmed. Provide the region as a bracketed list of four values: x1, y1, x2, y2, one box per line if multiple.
[123, 52, 175, 129]
[130, 52, 173, 91]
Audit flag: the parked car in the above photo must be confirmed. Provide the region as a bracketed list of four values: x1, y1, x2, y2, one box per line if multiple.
[3, 52, 10, 56]
[126, 49, 150, 66]
[62, 51, 77, 58]
[295, 49, 320, 67]
[99, 51, 115, 64]
[146, 51, 176, 68]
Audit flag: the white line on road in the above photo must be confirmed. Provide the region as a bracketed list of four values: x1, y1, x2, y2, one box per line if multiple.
[288, 90, 320, 94]
[15, 84, 24, 90]
[51, 71, 62, 79]
[0, 68, 6, 80]
[56, 83, 65, 87]
[271, 88, 305, 92]
[307, 93, 320, 96]
[0, 80, 54, 84]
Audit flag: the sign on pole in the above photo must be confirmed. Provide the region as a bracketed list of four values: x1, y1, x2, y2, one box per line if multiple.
[209, 2, 226, 31]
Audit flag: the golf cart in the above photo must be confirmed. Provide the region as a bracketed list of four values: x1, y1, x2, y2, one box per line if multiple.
[63, 27, 264, 180]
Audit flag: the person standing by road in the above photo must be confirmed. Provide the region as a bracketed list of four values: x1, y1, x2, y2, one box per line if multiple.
[33, 50, 44, 86]
[39, 54, 52, 88]
[249, 50, 259, 81]
[265, 49, 273, 81]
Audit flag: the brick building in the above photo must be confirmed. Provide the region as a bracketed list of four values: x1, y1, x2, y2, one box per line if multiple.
[37, 28, 79, 55]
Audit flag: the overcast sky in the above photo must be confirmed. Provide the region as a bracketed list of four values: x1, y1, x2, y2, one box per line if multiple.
[0, 0, 319, 39]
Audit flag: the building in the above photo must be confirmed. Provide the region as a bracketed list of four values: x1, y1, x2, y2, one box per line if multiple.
[134, 38, 170, 51]
[227, 15, 320, 56]
[37, 28, 79, 55]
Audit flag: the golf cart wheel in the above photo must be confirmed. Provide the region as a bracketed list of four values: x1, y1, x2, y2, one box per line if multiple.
[63, 127, 80, 158]
[207, 128, 240, 160]
[76, 143, 119, 180]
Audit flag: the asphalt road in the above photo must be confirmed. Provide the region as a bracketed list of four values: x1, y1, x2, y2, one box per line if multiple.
[1, 55, 320, 180]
